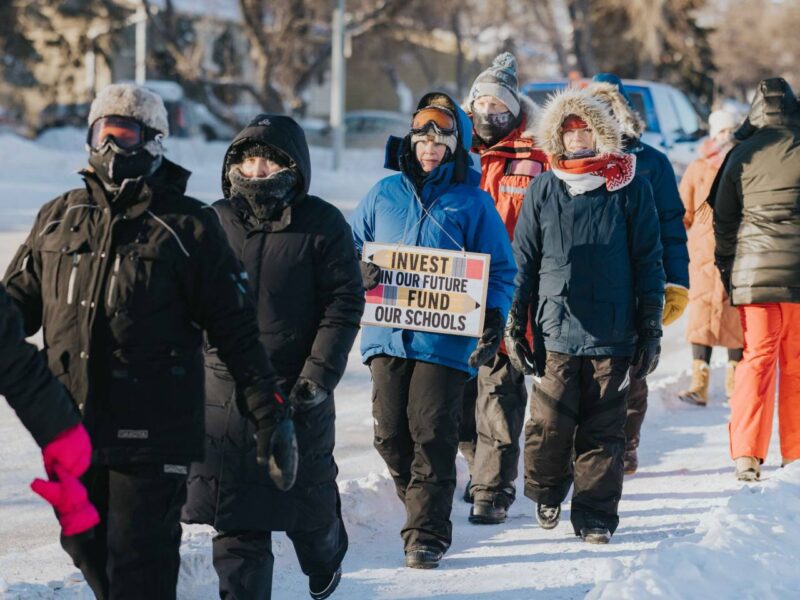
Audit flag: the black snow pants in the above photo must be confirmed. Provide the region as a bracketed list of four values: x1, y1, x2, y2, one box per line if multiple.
[624, 370, 647, 452]
[458, 353, 527, 507]
[213, 516, 348, 600]
[369, 355, 468, 552]
[60, 463, 188, 600]
[523, 352, 629, 534]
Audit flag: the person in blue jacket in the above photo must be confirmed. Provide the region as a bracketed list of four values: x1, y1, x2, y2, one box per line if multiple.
[587, 74, 690, 474]
[350, 92, 516, 569]
[505, 87, 665, 543]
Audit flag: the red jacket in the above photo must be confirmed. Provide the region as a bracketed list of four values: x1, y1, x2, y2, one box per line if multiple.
[471, 96, 549, 351]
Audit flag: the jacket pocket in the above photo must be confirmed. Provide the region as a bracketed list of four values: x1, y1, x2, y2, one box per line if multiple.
[39, 234, 91, 305]
[115, 244, 181, 316]
[536, 297, 565, 340]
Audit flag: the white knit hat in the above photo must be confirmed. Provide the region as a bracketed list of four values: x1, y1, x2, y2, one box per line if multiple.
[708, 109, 738, 139]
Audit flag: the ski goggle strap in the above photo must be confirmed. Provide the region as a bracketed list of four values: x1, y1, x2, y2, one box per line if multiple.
[410, 106, 456, 135]
[87, 116, 160, 151]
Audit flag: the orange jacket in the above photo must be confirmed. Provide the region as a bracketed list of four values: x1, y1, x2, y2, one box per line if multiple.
[470, 96, 549, 352]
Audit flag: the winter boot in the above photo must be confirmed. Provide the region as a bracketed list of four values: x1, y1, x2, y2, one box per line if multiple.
[309, 566, 342, 600]
[725, 360, 739, 398]
[469, 499, 507, 524]
[734, 456, 760, 481]
[679, 360, 710, 406]
[579, 515, 612, 544]
[463, 477, 473, 504]
[536, 504, 561, 530]
[405, 546, 443, 569]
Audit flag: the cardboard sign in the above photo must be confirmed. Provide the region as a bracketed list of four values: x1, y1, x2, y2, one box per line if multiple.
[361, 242, 490, 338]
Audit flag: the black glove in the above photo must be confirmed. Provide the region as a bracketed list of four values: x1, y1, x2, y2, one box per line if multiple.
[246, 385, 298, 491]
[359, 260, 381, 291]
[631, 329, 662, 380]
[504, 298, 545, 377]
[289, 377, 330, 411]
[468, 308, 504, 368]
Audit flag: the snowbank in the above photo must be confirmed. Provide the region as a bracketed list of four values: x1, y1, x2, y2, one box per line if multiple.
[590, 464, 800, 599]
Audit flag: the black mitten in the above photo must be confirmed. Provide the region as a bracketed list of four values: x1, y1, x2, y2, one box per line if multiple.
[468, 308, 505, 368]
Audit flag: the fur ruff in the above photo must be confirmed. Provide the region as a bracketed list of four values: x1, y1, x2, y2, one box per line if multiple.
[585, 81, 645, 139]
[535, 87, 622, 158]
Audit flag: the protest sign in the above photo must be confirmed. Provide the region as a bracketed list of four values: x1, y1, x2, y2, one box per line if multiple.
[361, 242, 490, 338]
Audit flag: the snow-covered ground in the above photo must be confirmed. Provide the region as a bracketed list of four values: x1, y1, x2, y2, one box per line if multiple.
[0, 132, 794, 599]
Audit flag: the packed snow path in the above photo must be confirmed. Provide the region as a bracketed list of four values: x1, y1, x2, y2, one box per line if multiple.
[1, 133, 795, 598]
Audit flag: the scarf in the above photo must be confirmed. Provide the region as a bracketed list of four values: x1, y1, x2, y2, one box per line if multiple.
[551, 153, 637, 195]
[700, 137, 733, 169]
[228, 166, 299, 222]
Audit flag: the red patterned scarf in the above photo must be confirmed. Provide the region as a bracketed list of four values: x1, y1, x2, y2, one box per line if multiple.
[553, 153, 636, 192]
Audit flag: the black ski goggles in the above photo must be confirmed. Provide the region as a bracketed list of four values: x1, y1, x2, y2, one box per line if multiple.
[87, 116, 161, 153]
[410, 106, 457, 136]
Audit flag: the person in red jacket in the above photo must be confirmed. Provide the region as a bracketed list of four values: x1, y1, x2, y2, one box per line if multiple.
[459, 52, 550, 524]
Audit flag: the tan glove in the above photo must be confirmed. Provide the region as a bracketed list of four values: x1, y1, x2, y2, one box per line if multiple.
[662, 284, 689, 326]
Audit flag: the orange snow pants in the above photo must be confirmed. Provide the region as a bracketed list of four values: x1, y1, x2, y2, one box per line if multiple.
[729, 303, 800, 462]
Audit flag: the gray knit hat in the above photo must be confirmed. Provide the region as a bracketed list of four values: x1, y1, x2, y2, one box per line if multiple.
[468, 52, 521, 117]
[88, 83, 169, 155]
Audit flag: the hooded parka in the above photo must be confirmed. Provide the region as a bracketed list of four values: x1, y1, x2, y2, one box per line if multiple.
[182, 115, 364, 534]
[713, 79, 800, 305]
[680, 139, 742, 348]
[3, 159, 279, 466]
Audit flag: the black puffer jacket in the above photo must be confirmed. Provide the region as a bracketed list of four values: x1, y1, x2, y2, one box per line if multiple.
[3, 159, 279, 465]
[713, 78, 800, 305]
[0, 283, 80, 447]
[182, 115, 364, 533]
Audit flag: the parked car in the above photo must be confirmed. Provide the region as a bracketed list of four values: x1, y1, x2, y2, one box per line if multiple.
[522, 79, 706, 175]
[303, 110, 409, 148]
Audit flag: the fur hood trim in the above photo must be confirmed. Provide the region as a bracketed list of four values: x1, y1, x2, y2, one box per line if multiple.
[536, 87, 621, 158]
[586, 81, 645, 139]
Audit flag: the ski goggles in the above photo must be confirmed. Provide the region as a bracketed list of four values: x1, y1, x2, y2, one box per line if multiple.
[410, 106, 456, 136]
[87, 116, 161, 152]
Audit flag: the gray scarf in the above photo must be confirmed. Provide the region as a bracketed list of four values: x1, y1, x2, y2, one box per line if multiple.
[228, 166, 299, 221]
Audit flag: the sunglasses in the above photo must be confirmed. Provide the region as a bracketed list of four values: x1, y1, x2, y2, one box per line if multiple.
[410, 106, 456, 135]
[87, 116, 161, 152]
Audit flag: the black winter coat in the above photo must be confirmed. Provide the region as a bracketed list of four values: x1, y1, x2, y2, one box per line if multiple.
[182, 115, 364, 533]
[713, 79, 800, 305]
[3, 159, 279, 465]
[513, 171, 665, 357]
[0, 283, 80, 447]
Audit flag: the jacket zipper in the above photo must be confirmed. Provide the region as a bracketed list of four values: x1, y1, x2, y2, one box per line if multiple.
[66, 254, 81, 304]
[107, 254, 121, 307]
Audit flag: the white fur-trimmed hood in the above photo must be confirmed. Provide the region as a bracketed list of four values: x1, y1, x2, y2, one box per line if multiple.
[585, 81, 645, 139]
[535, 87, 622, 158]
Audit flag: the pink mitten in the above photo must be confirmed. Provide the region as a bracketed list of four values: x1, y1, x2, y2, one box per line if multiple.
[41, 423, 92, 479]
[31, 465, 100, 537]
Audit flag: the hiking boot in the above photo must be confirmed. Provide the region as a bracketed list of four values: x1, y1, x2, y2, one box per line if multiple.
[579, 516, 612, 544]
[309, 566, 342, 600]
[536, 504, 561, 530]
[679, 360, 710, 406]
[725, 360, 739, 398]
[735, 456, 760, 481]
[405, 546, 443, 569]
[469, 499, 507, 524]
[463, 477, 473, 504]
[623, 445, 639, 475]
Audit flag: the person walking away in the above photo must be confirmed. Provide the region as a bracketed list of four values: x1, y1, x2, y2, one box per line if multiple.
[458, 52, 550, 524]
[351, 92, 516, 568]
[506, 87, 665, 543]
[587, 74, 689, 474]
[712, 78, 800, 481]
[183, 114, 363, 600]
[3, 84, 295, 600]
[678, 109, 743, 406]
[1, 282, 98, 539]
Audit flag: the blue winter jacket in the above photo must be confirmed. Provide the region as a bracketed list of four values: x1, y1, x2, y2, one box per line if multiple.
[627, 140, 689, 287]
[513, 172, 666, 357]
[592, 73, 689, 287]
[350, 94, 516, 375]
